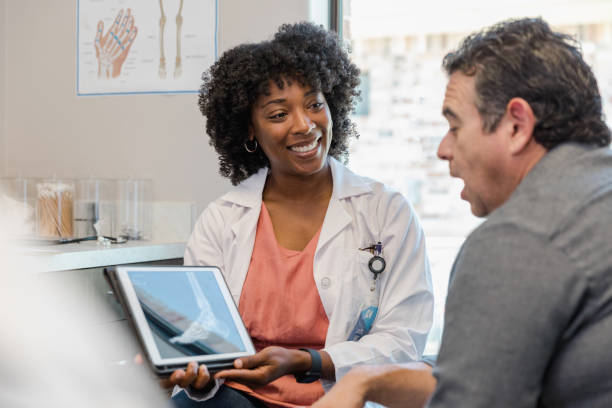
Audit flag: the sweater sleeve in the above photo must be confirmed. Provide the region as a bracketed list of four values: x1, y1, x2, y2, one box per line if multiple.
[428, 224, 586, 407]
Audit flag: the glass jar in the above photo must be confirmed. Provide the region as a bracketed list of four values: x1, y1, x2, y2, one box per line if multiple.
[74, 178, 116, 238]
[36, 179, 76, 238]
[0, 177, 39, 235]
[116, 179, 152, 240]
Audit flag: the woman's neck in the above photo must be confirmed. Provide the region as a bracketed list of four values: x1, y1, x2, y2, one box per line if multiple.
[263, 162, 333, 204]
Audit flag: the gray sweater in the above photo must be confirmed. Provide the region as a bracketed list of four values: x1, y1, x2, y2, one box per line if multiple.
[428, 143, 612, 407]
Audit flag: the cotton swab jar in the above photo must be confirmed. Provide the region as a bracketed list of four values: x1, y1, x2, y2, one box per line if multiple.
[36, 180, 75, 238]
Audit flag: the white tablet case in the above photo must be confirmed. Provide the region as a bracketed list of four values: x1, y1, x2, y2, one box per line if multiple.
[106, 265, 255, 376]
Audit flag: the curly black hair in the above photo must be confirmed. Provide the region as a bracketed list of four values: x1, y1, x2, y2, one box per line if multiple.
[199, 22, 361, 185]
[443, 17, 611, 149]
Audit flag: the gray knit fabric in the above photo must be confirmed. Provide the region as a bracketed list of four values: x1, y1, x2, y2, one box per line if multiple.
[429, 143, 612, 407]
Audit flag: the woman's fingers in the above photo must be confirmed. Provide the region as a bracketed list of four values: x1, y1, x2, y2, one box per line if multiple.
[159, 368, 185, 389]
[193, 364, 211, 389]
[158, 363, 213, 390]
[234, 351, 268, 370]
[216, 367, 266, 382]
[178, 362, 199, 388]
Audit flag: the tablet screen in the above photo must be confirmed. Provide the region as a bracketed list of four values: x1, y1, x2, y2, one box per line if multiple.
[116, 266, 254, 368]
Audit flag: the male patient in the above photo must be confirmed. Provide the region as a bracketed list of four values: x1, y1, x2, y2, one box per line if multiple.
[313, 17, 612, 408]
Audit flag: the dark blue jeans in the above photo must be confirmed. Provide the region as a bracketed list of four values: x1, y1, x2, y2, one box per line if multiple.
[171, 386, 267, 408]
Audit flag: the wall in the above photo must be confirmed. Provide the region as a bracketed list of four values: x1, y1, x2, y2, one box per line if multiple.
[2, 0, 318, 215]
[0, 0, 5, 174]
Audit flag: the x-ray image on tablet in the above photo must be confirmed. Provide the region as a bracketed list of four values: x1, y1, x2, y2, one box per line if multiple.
[106, 266, 255, 376]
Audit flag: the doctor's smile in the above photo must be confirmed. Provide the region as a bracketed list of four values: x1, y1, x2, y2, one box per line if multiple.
[287, 134, 322, 154]
[249, 81, 333, 179]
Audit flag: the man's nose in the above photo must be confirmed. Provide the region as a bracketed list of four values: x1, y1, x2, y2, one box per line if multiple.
[437, 133, 452, 161]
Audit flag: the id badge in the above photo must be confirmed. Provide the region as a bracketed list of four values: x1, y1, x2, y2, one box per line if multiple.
[347, 277, 380, 341]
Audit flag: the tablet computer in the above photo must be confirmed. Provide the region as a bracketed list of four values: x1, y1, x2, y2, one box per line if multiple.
[105, 265, 255, 376]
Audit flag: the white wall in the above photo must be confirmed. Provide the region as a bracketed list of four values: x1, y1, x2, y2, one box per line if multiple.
[2, 0, 317, 214]
[0, 0, 6, 174]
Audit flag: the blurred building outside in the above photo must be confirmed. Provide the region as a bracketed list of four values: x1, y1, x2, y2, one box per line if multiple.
[343, 0, 612, 354]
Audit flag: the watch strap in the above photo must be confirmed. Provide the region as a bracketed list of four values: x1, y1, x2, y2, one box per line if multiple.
[294, 348, 322, 383]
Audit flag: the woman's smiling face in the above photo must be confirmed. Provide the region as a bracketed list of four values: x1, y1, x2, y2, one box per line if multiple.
[249, 79, 333, 179]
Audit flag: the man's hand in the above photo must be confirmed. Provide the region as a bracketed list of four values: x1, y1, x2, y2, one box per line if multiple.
[214, 346, 311, 388]
[311, 366, 369, 408]
[160, 362, 213, 390]
[312, 363, 435, 408]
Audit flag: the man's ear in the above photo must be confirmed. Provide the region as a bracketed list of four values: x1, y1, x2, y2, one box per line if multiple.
[506, 97, 536, 155]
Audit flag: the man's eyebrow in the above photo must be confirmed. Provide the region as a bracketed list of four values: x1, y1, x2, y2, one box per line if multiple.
[442, 107, 459, 121]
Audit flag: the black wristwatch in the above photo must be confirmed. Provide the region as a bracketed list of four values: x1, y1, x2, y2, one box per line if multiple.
[294, 348, 322, 383]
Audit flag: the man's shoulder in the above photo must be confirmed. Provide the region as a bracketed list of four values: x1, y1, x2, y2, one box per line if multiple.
[487, 144, 612, 240]
[457, 143, 612, 284]
[460, 218, 534, 257]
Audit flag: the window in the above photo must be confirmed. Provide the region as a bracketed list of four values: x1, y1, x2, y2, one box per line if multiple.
[340, 0, 612, 355]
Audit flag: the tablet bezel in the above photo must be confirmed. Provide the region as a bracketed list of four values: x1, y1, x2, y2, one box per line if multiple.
[115, 265, 255, 369]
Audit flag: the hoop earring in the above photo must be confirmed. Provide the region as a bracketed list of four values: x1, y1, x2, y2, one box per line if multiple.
[244, 139, 258, 153]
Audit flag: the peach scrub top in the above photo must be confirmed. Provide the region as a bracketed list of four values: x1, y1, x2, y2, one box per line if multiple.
[225, 202, 329, 408]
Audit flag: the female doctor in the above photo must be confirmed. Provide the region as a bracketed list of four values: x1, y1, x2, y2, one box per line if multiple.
[169, 22, 433, 408]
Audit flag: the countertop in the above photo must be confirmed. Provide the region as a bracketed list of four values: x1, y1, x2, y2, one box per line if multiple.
[21, 239, 187, 273]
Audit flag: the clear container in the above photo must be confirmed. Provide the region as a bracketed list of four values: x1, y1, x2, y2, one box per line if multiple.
[0, 177, 39, 235]
[116, 179, 152, 240]
[74, 178, 116, 238]
[36, 179, 76, 238]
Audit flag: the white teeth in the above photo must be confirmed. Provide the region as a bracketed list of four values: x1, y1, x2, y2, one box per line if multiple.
[290, 138, 319, 153]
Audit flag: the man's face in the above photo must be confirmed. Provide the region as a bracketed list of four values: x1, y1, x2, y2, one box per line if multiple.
[437, 72, 510, 217]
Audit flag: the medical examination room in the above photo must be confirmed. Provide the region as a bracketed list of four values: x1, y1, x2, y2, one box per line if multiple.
[1, 0, 611, 407]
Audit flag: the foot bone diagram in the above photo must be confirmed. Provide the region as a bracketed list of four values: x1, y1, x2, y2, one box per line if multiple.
[158, 0, 184, 79]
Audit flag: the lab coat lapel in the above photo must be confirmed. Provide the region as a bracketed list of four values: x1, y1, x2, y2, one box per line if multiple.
[317, 159, 372, 251]
[222, 168, 267, 303]
[317, 198, 352, 251]
[227, 205, 260, 304]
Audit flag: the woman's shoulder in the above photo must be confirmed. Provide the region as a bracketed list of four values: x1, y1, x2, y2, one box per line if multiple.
[194, 169, 266, 230]
[332, 160, 411, 208]
[195, 194, 249, 228]
[331, 162, 417, 236]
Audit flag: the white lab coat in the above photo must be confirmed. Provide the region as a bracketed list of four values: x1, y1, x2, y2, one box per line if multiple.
[184, 157, 433, 395]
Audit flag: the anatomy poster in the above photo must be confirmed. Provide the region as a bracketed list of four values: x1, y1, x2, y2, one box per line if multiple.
[77, 0, 217, 95]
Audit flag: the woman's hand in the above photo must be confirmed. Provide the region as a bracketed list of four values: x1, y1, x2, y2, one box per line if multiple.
[214, 346, 311, 387]
[160, 362, 214, 390]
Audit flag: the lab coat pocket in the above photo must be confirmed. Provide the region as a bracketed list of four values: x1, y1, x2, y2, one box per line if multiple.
[344, 250, 381, 341]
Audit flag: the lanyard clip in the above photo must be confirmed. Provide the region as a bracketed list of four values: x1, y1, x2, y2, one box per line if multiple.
[368, 241, 385, 280]
[360, 241, 383, 256]
[374, 241, 382, 256]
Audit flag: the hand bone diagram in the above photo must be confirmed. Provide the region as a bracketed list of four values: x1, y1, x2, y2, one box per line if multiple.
[158, 0, 184, 78]
[94, 8, 138, 79]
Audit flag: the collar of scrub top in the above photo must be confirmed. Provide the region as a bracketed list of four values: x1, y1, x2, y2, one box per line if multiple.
[219, 157, 374, 209]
